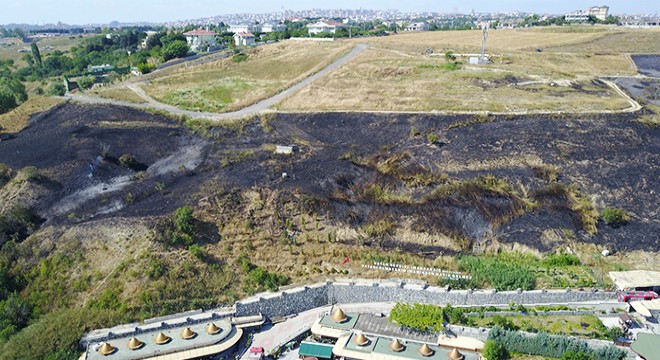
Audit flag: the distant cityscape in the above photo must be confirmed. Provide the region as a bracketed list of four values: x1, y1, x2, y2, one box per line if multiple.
[1, 6, 659, 31]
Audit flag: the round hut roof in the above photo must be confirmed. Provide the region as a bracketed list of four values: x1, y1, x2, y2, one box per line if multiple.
[418, 343, 434, 357]
[448, 348, 464, 360]
[98, 342, 116, 356]
[354, 333, 370, 346]
[207, 322, 221, 335]
[127, 337, 144, 350]
[389, 339, 405, 352]
[181, 327, 197, 340]
[332, 308, 348, 323]
[155, 332, 171, 345]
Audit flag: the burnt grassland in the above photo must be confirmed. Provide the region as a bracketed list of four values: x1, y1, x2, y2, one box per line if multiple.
[0, 103, 658, 357]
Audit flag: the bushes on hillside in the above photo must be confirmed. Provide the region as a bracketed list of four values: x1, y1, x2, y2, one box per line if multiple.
[459, 256, 536, 291]
[238, 255, 289, 293]
[601, 208, 629, 227]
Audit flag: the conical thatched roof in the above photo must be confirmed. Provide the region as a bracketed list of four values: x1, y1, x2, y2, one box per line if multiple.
[354, 333, 369, 346]
[155, 332, 171, 345]
[127, 337, 144, 350]
[418, 343, 434, 357]
[181, 327, 196, 340]
[331, 308, 348, 323]
[389, 339, 405, 352]
[448, 348, 464, 360]
[98, 342, 116, 356]
[207, 322, 221, 335]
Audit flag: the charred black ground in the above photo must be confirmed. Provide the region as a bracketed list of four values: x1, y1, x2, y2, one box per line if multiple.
[0, 102, 658, 252]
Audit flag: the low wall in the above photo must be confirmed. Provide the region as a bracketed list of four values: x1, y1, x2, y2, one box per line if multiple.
[234, 279, 616, 317]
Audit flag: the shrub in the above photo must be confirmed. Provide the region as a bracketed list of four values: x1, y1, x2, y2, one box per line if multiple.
[232, 53, 248, 63]
[137, 62, 156, 74]
[188, 244, 205, 260]
[483, 340, 510, 360]
[459, 256, 536, 291]
[544, 253, 581, 266]
[601, 208, 629, 227]
[77, 75, 96, 90]
[426, 133, 439, 144]
[46, 82, 66, 96]
[118, 153, 138, 169]
[488, 327, 625, 360]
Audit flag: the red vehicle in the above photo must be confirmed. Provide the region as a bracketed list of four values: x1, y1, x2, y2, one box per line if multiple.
[618, 291, 659, 302]
[248, 347, 265, 360]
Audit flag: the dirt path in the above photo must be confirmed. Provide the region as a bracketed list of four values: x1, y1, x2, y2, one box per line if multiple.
[67, 44, 370, 121]
[126, 83, 160, 105]
[66, 42, 643, 119]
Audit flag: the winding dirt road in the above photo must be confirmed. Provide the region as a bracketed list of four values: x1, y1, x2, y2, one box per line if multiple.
[66, 42, 642, 120]
[68, 44, 370, 120]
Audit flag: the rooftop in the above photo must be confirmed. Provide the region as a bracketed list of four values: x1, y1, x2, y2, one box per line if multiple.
[630, 299, 660, 317]
[631, 333, 660, 360]
[85, 320, 239, 360]
[609, 270, 660, 290]
[334, 332, 480, 360]
[183, 29, 216, 36]
[318, 312, 360, 330]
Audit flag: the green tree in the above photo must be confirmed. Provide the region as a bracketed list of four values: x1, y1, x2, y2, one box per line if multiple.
[562, 351, 593, 360]
[483, 340, 510, 360]
[30, 43, 42, 71]
[46, 81, 65, 96]
[0, 90, 17, 114]
[162, 40, 189, 61]
[137, 62, 155, 74]
[76, 75, 96, 90]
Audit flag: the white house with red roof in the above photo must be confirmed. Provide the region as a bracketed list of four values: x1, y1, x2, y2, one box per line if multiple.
[307, 20, 344, 35]
[183, 29, 217, 52]
[234, 32, 256, 47]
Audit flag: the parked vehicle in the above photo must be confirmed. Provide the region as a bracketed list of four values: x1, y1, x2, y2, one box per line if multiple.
[617, 291, 659, 302]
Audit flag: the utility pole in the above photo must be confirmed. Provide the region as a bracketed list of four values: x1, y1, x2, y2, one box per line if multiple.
[480, 22, 489, 64]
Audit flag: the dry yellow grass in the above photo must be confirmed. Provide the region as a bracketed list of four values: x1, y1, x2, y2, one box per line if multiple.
[141, 40, 352, 112]
[88, 86, 147, 104]
[278, 46, 632, 113]
[0, 95, 64, 133]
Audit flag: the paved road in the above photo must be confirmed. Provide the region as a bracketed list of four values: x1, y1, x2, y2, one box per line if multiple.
[67, 44, 370, 121]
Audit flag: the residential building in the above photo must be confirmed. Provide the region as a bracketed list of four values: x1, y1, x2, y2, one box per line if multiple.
[183, 29, 217, 52]
[229, 23, 258, 33]
[307, 20, 344, 35]
[260, 22, 287, 33]
[565, 5, 609, 22]
[406, 22, 430, 31]
[565, 11, 590, 22]
[140, 30, 158, 48]
[589, 6, 609, 21]
[234, 32, 256, 47]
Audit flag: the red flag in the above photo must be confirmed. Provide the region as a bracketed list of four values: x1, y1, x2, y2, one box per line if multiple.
[342, 257, 350, 265]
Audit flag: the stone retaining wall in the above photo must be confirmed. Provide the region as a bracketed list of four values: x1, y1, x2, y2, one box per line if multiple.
[234, 279, 616, 317]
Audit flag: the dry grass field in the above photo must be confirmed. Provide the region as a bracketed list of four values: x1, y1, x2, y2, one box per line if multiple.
[141, 40, 352, 112]
[278, 27, 652, 113]
[0, 35, 86, 67]
[88, 86, 148, 104]
[0, 95, 64, 133]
